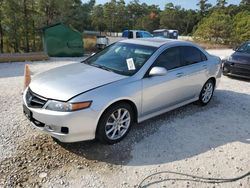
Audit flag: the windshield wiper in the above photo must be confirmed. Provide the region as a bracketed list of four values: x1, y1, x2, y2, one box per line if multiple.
[90, 64, 114, 72]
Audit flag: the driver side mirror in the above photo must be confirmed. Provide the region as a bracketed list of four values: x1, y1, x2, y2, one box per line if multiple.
[149, 67, 167, 77]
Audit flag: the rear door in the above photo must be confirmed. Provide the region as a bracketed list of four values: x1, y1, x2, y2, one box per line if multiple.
[179, 46, 209, 98]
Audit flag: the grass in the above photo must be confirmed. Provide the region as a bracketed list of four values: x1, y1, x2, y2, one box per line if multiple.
[196, 41, 232, 49]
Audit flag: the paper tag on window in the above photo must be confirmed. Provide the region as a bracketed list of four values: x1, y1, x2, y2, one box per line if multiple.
[126, 58, 136, 70]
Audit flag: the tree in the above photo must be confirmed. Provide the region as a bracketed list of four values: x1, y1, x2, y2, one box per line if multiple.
[91, 5, 106, 31]
[127, 0, 148, 29]
[160, 5, 199, 35]
[0, 0, 4, 53]
[38, 0, 61, 26]
[194, 10, 233, 44]
[183, 10, 199, 35]
[240, 0, 250, 5]
[3, 0, 23, 52]
[165, 3, 174, 9]
[197, 0, 212, 16]
[216, 0, 228, 8]
[135, 5, 160, 32]
[232, 11, 250, 44]
[160, 7, 182, 32]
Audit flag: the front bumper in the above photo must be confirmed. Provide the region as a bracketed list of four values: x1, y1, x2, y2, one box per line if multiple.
[223, 61, 250, 79]
[23, 91, 99, 143]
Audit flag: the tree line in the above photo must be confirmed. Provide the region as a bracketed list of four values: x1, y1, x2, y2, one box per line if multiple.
[0, 0, 250, 53]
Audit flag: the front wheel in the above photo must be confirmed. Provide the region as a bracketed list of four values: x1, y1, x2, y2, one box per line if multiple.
[197, 79, 215, 106]
[96, 103, 134, 144]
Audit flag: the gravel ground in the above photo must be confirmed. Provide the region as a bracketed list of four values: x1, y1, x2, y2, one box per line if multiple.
[0, 49, 250, 188]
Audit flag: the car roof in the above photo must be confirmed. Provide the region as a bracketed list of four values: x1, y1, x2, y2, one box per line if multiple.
[123, 30, 149, 33]
[120, 38, 191, 48]
[153, 29, 178, 32]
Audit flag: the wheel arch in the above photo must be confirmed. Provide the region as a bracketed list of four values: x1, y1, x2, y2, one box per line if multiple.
[208, 77, 216, 86]
[95, 99, 139, 140]
[102, 99, 138, 122]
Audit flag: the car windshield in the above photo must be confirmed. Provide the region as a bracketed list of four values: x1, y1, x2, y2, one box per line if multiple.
[237, 42, 250, 54]
[83, 42, 157, 76]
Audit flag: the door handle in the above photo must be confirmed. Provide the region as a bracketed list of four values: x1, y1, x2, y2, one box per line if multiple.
[176, 72, 184, 77]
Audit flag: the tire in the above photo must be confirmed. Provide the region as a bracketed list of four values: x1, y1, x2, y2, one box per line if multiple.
[96, 103, 134, 144]
[197, 79, 215, 106]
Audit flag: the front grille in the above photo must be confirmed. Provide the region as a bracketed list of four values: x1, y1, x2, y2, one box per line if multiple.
[25, 88, 47, 108]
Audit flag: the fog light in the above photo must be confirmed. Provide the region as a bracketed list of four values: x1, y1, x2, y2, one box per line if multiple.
[61, 127, 69, 134]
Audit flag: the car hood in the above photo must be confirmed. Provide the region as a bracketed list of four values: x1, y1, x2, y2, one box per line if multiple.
[29, 63, 127, 101]
[231, 52, 250, 64]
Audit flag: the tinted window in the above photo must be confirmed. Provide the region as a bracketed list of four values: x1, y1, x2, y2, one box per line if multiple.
[122, 31, 128, 38]
[237, 42, 250, 54]
[141, 32, 153, 38]
[128, 31, 133, 39]
[181, 46, 207, 65]
[136, 32, 142, 38]
[154, 47, 181, 70]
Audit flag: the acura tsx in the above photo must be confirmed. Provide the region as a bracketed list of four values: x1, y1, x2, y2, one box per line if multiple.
[23, 38, 222, 144]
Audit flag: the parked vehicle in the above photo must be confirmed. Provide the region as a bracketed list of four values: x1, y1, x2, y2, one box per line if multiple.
[122, 30, 153, 39]
[23, 38, 221, 144]
[223, 41, 250, 79]
[96, 36, 110, 49]
[153, 29, 178, 39]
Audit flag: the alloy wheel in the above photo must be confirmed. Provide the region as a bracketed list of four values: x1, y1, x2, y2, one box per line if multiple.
[201, 82, 214, 103]
[105, 108, 131, 140]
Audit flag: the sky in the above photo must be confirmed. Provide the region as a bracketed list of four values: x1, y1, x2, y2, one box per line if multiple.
[94, 0, 240, 10]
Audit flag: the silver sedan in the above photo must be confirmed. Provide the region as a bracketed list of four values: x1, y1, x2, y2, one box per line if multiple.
[23, 38, 222, 144]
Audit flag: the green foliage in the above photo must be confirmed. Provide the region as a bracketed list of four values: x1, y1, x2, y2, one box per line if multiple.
[160, 7, 199, 35]
[240, 0, 250, 5]
[197, 0, 212, 16]
[216, 0, 228, 7]
[0, 0, 94, 53]
[194, 10, 233, 44]
[92, 5, 106, 31]
[0, 0, 249, 53]
[232, 11, 250, 44]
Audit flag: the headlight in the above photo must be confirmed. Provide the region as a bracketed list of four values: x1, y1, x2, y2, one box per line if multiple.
[46, 100, 92, 112]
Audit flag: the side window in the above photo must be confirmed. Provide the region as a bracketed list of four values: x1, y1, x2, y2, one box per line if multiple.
[181, 46, 207, 65]
[154, 47, 181, 70]
[136, 32, 142, 38]
[201, 52, 207, 61]
[142, 32, 152, 38]
[237, 42, 250, 53]
[128, 31, 133, 39]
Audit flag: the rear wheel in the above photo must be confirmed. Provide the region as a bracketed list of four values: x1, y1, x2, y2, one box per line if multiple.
[198, 79, 215, 106]
[96, 103, 134, 144]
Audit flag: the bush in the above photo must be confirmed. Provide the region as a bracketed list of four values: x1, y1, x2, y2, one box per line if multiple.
[84, 37, 96, 52]
[232, 11, 250, 44]
[193, 10, 233, 44]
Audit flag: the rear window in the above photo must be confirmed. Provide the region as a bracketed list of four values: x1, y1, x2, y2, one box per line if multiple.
[154, 47, 182, 70]
[181, 46, 207, 65]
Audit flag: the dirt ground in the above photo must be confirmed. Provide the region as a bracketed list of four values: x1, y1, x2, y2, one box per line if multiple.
[0, 49, 250, 188]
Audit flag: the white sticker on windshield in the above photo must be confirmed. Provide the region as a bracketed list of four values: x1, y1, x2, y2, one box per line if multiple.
[126, 58, 136, 70]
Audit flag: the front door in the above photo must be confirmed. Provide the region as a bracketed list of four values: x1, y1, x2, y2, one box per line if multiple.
[142, 47, 189, 116]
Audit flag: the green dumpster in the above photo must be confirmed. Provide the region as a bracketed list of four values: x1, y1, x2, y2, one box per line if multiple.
[42, 23, 84, 57]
